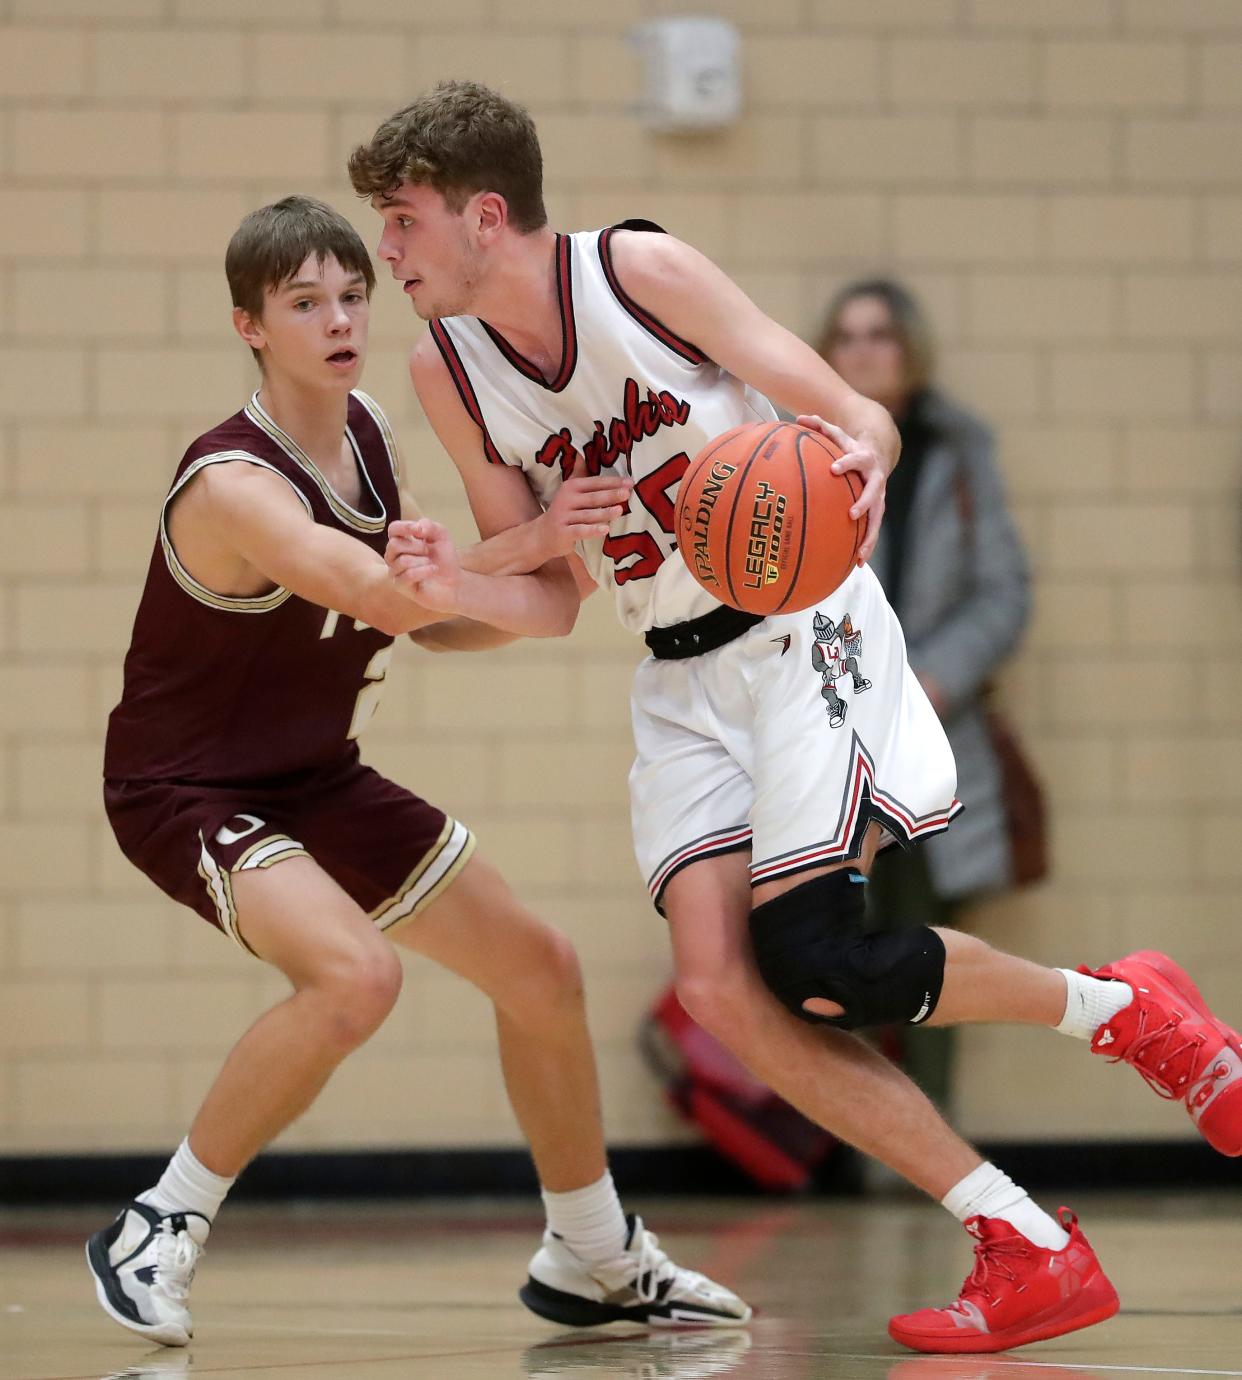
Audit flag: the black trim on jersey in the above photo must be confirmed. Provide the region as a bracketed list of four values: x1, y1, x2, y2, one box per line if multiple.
[598, 225, 710, 366]
[613, 217, 668, 234]
[748, 733, 965, 887]
[428, 319, 512, 467]
[650, 831, 753, 917]
[480, 233, 579, 393]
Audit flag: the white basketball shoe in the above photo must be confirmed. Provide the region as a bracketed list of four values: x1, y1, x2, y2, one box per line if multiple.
[87, 1200, 209, 1346]
[520, 1214, 752, 1328]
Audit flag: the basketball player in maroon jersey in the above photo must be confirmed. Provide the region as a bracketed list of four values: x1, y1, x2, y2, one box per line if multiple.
[351, 84, 1242, 1355]
[88, 196, 749, 1348]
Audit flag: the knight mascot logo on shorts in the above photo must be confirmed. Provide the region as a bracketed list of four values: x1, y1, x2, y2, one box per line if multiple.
[811, 611, 872, 729]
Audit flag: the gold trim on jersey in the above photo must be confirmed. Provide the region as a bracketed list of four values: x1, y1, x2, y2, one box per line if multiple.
[253, 848, 310, 869]
[160, 452, 310, 614]
[244, 391, 387, 533]
[234, 833, 307, 871]
[351, 388, 402, 482]
[197, 830, 258, 956]
[372, 817, 476, 933]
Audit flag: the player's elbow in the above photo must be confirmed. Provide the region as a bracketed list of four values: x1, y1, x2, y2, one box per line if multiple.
[372, 613, 410, 639]
[357, 596, 413, 640]
[538, 594, 579, 639]
[530, 570, 580, 638]
[407, 627, 448, 651]
[354, 601, 399, 638]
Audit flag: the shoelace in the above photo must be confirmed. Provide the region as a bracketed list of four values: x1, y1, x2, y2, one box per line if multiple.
[151, 1221, 202, 1305]
[1108, 1006, 1210, 1102]
[956, 1232, 1031, 1309]
[631, 1227, 672, 1304]
[626, 1227, 717, 1305]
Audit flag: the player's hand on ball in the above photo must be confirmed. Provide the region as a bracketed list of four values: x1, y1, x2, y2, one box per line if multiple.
[539, 454, 633, 556]
[386, 518, 462, 612]
[797, 415, 888, 565]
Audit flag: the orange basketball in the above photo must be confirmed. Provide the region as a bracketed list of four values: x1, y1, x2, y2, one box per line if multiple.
[675, 420, 864, 615]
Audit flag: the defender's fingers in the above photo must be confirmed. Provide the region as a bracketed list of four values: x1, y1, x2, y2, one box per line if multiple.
[385, 540, 426, 566]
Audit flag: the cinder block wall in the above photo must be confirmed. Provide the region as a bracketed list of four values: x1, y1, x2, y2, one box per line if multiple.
[1, 0, 1239, 1158]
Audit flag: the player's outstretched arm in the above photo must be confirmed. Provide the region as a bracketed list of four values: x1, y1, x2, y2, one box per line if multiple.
[382, 512, 576, 639]
[607, 231, 901, 564]
[407, 554, 597, 654]
[399, 334, 600, 602]
[397, 448, 627, 584]
[445, 454, 630, 576]
[182, 461, 454, 638]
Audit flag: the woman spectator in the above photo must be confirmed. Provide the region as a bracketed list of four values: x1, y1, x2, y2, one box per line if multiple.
[817, 279, 1033, 1112]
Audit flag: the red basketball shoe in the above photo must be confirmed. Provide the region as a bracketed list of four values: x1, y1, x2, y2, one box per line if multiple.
[888, 1210, 1118, 1354]
[1083, 950, 1242, 1156]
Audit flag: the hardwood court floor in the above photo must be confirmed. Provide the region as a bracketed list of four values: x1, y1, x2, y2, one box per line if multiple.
[2, 1192, 1240, 1379]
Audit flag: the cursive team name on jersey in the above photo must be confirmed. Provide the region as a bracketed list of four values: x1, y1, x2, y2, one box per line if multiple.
[534, 376, 691, 478]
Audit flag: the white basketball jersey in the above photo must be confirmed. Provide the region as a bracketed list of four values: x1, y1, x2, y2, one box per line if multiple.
[431, 227, 777, 634]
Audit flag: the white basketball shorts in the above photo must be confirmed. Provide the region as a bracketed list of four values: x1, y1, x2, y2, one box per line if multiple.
[629, 562, 961, 912]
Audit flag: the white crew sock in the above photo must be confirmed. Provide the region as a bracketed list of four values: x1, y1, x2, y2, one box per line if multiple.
[541, 1171, 629, 1265]
[1055, 969, 1133, 1040]
[137, 1138, 235, 1224]
[941, 1162, 1069, 1251]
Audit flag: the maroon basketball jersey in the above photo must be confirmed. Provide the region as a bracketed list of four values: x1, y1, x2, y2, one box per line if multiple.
[105, 390, 402, 785]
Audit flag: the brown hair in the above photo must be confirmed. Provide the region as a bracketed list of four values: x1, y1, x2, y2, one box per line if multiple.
[816, 278, 936, 396]
[347, 80, 547, 233]
[225, 195, 376, 324]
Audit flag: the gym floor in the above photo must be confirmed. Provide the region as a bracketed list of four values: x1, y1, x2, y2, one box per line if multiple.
[2, 1192, 1239, 1380]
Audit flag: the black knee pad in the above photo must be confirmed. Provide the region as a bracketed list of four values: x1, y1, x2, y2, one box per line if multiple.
[748, 870, 946, 1029]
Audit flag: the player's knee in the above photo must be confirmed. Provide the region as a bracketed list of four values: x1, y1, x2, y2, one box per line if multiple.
[503, 918, 584, 1020]
[315, 943, 403, 1049]
[536, 925, 584, 1005]
[674, 970, 752, 1043]
[748, 870, 946, 1030]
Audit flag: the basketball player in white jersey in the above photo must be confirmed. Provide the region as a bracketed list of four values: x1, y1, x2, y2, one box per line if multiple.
[351, 83, 1242, 1355]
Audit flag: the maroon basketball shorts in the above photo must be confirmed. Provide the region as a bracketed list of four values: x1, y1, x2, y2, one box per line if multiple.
[104, 756, 475, 954]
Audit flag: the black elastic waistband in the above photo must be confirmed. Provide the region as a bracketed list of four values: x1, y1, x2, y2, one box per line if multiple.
[644, 604, 765, 660]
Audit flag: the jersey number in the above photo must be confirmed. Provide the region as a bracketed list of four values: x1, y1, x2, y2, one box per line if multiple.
[348, 644, 393, 740]
[603, 453, 689, 586]
[321, 610, 393, 740]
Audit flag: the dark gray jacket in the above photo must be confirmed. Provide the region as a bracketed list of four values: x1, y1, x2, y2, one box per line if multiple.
[870, 390, 1031, 900]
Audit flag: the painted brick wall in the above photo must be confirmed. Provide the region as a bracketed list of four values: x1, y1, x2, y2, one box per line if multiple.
[1, 0, 1240, 1158]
